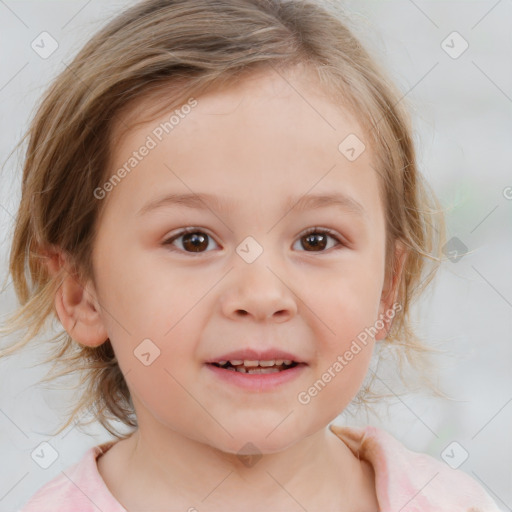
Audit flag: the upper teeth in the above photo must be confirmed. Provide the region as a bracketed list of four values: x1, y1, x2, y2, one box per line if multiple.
[218, 359, 293, 366]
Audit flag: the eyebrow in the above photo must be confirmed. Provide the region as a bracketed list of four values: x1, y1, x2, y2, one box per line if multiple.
[137, 191, 366, 218]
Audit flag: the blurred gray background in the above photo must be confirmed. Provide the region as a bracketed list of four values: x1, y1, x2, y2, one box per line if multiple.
[0, 1, 511, 510]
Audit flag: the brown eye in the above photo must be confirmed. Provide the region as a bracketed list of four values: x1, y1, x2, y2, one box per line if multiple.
[181, 232, 208, 252]
[295, 228, 343, 252]
[163, 228, 218, 253]
[302, 232, 328, 251]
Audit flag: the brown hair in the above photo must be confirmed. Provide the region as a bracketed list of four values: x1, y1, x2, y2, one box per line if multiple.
[0, 0, 447, 438]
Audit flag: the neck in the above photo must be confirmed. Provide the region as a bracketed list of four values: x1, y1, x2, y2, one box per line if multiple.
[100, 421, 374, 511]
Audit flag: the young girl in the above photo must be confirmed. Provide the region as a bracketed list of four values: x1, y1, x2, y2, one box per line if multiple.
[0, 0, 501, 510]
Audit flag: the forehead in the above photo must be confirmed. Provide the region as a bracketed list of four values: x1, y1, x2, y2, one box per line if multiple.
[104, 65, 383, 223]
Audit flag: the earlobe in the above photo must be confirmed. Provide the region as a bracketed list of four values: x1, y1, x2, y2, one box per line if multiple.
[44, 247, 108, 347]
[375, 242, 408, 341]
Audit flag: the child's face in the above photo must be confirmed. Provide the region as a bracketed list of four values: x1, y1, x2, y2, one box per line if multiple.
[90, 65, 399, 453]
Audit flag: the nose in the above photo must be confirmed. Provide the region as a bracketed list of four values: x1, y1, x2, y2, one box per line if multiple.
[220, 261, 298, 323]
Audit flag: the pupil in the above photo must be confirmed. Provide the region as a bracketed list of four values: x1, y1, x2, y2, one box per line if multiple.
[183, 232, 208, 252]
[303, 233, 326, 251]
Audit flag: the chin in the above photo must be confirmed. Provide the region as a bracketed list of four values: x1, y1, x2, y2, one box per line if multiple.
[206, 426, 301, 458]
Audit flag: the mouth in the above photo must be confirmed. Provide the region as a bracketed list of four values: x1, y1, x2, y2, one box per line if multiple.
[204, 349, 308, 390]
[205, 357, 307, 391]
[208, 359, 303, 374]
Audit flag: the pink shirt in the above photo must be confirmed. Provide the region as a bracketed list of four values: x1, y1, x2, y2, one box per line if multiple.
[19, 424, 500, 511]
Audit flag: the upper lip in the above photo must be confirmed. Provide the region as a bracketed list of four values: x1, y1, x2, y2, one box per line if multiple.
[205, 348, 306, 364]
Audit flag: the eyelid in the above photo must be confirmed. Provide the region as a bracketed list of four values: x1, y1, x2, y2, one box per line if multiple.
[162, 226, 348, 254]
[300, 226, 346, 245]
[297, 226, 347, 252]
[162, 226, 220, 255]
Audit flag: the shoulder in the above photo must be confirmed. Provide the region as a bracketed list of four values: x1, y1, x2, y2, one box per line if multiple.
[19, 441, 127, 512]
[329, 423, 501, 512]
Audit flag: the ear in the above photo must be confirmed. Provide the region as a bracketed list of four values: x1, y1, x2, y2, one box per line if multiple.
[44, 247, 108, 347]
[375, 241, 408, 341]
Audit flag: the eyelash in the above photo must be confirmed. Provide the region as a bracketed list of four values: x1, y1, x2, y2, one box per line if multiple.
[162, 226, 346, 255]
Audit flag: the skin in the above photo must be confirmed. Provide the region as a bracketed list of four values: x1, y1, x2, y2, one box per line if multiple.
[47, 64, 406, 511]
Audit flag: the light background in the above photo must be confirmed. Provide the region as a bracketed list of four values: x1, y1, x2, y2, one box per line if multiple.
[0, 1, 511, 510]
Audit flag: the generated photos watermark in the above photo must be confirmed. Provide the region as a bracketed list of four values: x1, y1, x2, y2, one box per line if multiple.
[297, 302, 402, 405]
[93, 97, 198, 200]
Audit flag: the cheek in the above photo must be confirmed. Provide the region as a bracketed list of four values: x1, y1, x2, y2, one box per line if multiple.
[315, 268, 383, 343]
[94, 247, 190, 334]
[306, 266, 382, 402]
[308, 300, 377, 413]
[109, 314, 207, 426]
[125, 359, 213, 443]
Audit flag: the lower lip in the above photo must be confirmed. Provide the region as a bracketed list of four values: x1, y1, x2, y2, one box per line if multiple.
[205, 363, 307, 392]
